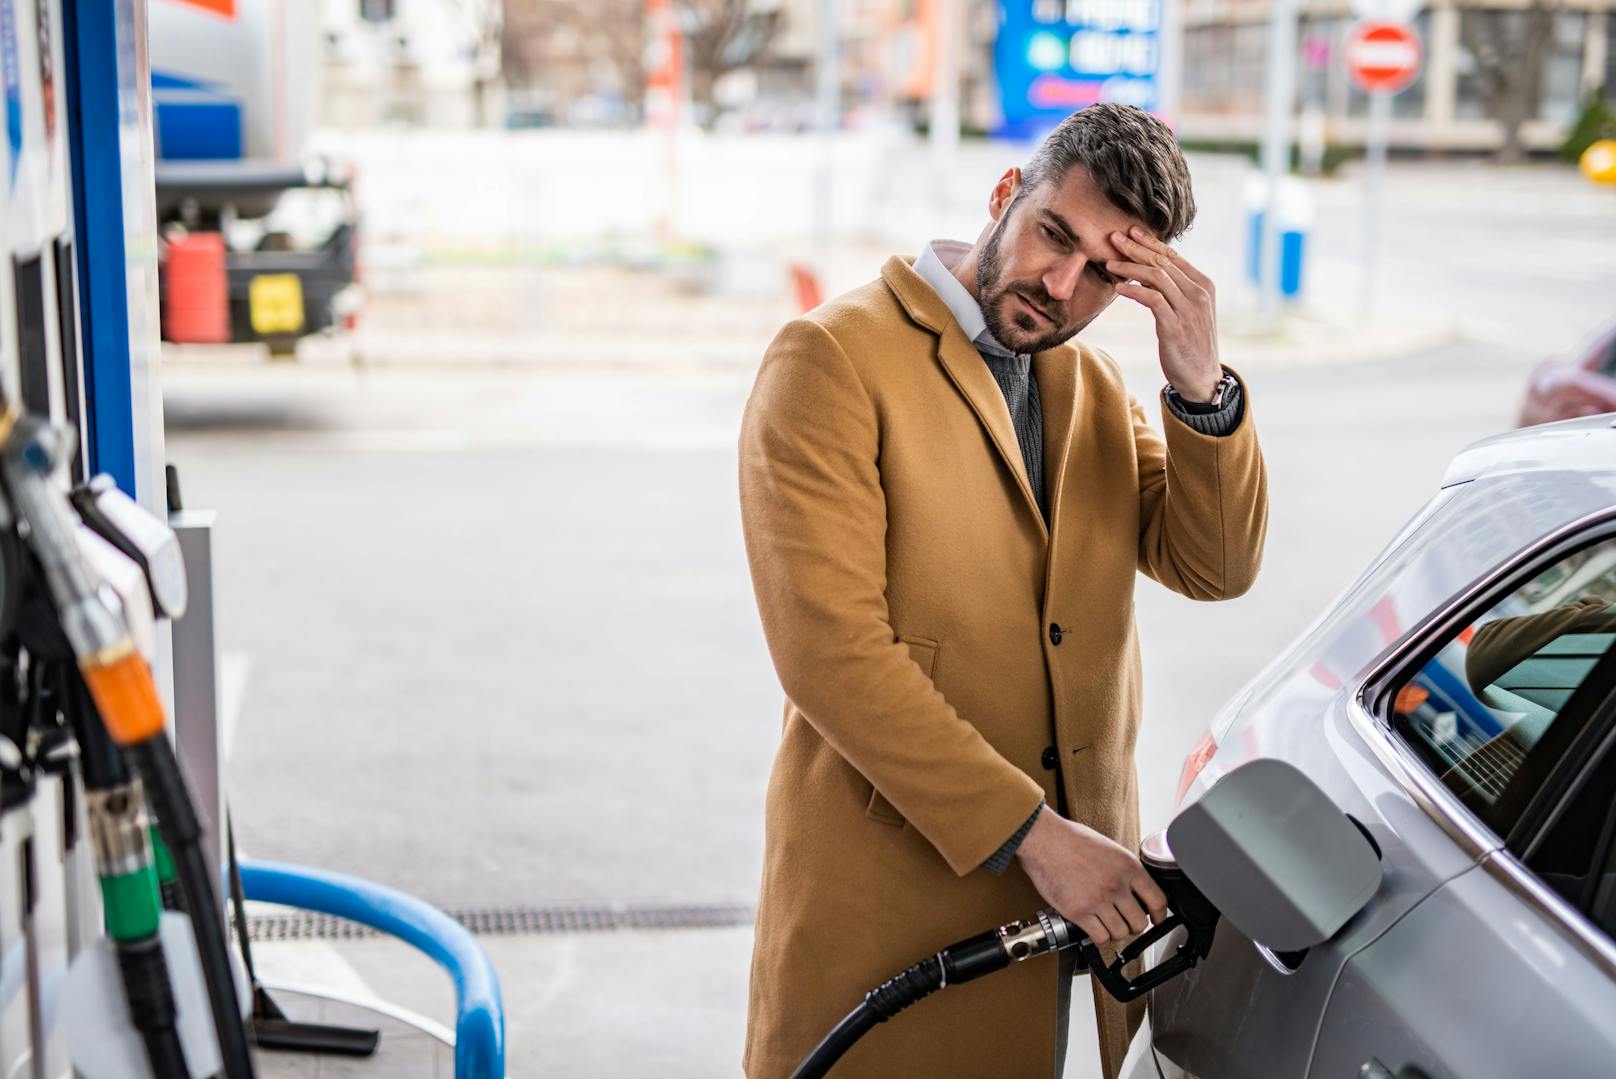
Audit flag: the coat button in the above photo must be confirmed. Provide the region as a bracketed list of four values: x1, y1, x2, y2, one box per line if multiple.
[1041, 746, 1058, 770]
[1048, 623, 1063, 646]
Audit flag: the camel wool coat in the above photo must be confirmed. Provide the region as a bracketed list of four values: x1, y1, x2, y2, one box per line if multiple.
[738, 255, 1268, 1078]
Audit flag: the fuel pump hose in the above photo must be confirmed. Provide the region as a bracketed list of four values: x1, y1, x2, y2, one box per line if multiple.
[790, 911, 1075, 1079]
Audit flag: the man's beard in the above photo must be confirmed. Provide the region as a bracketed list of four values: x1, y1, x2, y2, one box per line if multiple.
[976, 208, 1082, 355]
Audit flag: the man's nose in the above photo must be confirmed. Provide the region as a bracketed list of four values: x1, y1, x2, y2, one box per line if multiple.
[1043, 256, 1085, 303]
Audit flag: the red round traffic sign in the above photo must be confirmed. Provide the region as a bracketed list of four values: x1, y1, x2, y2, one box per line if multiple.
[1346, 21, 1422, 94]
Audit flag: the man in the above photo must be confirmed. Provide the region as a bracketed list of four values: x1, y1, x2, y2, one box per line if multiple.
[738, 103, 1268, 1078]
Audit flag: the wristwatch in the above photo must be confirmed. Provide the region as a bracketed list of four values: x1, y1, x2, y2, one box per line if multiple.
[1165, 371, 1237, 412]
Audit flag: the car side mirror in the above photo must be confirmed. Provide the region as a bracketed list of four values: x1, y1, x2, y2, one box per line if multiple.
[1166, 758, 1381, 953]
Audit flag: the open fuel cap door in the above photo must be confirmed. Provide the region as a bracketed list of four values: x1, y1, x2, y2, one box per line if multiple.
[1166, 759, 1381, 953]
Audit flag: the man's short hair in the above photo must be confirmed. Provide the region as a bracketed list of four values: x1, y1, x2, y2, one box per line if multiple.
[1020, 103, 1196, 242]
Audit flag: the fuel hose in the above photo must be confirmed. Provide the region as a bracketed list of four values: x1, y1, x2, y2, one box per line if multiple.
[790, 911, 1076, 1079]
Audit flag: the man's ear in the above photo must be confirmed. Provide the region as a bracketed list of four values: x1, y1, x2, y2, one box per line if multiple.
[988, 168, 1021, 222]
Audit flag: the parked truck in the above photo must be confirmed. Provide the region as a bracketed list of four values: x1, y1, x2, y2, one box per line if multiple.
[149, 0, 361, 355]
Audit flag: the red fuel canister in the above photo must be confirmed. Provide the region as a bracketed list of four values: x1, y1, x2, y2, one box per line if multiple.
[163, 232, 230, 344]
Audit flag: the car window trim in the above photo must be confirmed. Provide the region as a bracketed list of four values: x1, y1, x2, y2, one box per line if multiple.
[1358, 502, 1616, 756]
[1352, 504, 1616, 847]
[1356, 508, 1616, 847]
[1345, 504, 1616, 978]
[1346, 697, 1498, 860]
[1347, 675, 1616, 988]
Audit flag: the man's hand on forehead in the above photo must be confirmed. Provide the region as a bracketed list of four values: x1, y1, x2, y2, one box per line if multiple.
[1105, 226, 1223, 404]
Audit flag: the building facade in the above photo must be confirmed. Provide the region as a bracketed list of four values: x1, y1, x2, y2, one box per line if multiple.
[322, 0, 504, 128]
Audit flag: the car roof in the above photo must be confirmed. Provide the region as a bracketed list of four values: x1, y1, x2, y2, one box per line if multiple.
[1443, 414, 1616, 488]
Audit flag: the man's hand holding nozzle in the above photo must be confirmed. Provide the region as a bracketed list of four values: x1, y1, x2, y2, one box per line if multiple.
[1016, 810, 1170, 947]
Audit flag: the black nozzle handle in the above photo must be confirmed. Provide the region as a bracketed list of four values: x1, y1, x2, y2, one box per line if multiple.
[1077, 916, 1197, 1003]
[1074, 854, 1223, 1003]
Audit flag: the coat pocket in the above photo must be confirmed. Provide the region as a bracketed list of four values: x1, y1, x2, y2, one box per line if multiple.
[899, 635, 939, 679]
[865, 636, 940, 827]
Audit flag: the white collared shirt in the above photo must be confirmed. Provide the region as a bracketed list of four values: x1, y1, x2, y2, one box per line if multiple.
[912, 240, 1022, 360]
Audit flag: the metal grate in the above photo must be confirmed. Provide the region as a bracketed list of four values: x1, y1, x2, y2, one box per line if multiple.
[245, 902, 756, 942]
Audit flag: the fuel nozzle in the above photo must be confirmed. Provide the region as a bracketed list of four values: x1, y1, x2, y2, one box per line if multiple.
[1055, 830, 1221, 1003]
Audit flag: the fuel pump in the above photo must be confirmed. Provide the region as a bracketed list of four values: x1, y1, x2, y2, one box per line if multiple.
[13, 567, 189, 1078]
[1, 0, 261, 1071]
[1, 0, 94, 1068]
[0, 413, 257, 1078]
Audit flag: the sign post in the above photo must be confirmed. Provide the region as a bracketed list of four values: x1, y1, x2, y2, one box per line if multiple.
[1346, 19, 1421, 318]
[1257, 0, 1300, 330]
[644, 0, 685, 244]
[813, 0, 839, 286]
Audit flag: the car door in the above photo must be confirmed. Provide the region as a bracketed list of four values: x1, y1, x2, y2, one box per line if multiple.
[1309, 528, 1616, 1077]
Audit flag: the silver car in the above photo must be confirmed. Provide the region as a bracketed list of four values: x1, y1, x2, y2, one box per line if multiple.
[1124, 413, 1616, 1079]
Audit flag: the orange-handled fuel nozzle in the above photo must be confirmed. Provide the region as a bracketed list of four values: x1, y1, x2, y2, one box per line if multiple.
[0, 409, 258, 1079]
[0, 412, 161, 744]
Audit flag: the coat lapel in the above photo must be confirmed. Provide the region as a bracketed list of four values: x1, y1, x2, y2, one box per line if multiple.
[881, 256, 1047, 537]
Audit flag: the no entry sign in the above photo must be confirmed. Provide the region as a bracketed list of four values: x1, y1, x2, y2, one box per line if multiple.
[1347, 21, 1422, 94]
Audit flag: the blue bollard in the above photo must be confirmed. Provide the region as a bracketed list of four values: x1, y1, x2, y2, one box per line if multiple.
[1245, 209, 1308, 300]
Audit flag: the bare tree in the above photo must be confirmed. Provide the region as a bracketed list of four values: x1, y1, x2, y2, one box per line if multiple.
[503, 0, 647, 118]
[676, 0, 782, 125]
[500, 0, 781, 126]
[1460, 0, 1561, 162]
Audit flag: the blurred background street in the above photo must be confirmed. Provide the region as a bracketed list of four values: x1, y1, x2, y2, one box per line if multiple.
[140, 0, 1616, 1074]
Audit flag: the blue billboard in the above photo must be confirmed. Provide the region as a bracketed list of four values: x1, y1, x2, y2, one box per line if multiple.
[995, 0, 1164, 139]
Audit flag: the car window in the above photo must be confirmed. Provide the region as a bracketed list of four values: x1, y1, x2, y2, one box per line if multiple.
[1599, 334, 1616, 377]
[1389, 537, 1616, 838]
